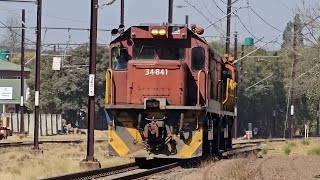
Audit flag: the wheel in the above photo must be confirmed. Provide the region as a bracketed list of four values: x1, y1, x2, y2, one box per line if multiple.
[135, 158, 147, 167]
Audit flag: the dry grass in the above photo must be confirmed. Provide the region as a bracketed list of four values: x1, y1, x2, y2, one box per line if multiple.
[0, 130, 133, 180]
[262, 139, 320, 156]
[200, 154, 258, 180]
[225, 154, 258, 180]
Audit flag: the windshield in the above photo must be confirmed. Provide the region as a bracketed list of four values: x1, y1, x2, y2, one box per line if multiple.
[133, 44, 185, 60]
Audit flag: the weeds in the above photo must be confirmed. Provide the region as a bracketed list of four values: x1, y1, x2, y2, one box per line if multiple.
[301, 139, 310, 146]
[9, 154, 16, 160]
[307, 146, 320, 155]
[283, 145, 291, 155]
[228, 157, 257, 180]
[287, 142, 296, 148]
[261, 146, 269, 155]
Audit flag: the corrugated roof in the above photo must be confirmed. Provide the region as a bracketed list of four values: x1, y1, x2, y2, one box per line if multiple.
[0, 79, 28, 104]
[0, 60, 31, 71]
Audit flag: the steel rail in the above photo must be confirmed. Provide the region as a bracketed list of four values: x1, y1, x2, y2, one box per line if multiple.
[0, 139, 106, 148]
[112, 162, 179, 180]
[40, 162, 137, 180]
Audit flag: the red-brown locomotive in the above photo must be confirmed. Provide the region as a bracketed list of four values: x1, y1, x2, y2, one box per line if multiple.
[105, 22, 237, 161]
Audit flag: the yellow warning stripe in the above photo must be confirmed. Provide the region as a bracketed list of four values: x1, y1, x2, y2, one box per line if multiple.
[178, 128, 203, 158]
[108, 130, 130, 157]
[126, 127, 142, 142]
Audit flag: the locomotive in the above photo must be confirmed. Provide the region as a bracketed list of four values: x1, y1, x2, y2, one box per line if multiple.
[105, 22, 237, 160]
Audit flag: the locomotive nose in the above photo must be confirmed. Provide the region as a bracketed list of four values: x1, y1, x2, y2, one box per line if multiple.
[127, 60, 187, 106]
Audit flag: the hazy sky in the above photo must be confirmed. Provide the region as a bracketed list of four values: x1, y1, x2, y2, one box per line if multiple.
[0, 0, 316, 50]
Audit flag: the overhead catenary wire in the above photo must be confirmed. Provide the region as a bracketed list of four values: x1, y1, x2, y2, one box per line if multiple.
[204, 5, 247, 30]
[232, 35, 281, 64]
[0, 19, 35, 43]
[183, 0, 226, 36]
[248, 6, 283, 33]
[235, 15, 268, 43]
[211, 0, 226, 14]
[201, 0, 219, 19]
[0, 26, 111, 31]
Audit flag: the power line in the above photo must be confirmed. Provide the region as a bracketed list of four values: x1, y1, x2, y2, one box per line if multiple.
[248, 6, 283, 33]
[183, 0, 226, 36]
[0, 26, 111, 31]
[0, 19, 35, 43]
[204, 5, 247, 30]
[0, 0, 35, 3]
[211, 0, 226, 14]
[235, 15, 267, 43]
[201, 0, 218, 19]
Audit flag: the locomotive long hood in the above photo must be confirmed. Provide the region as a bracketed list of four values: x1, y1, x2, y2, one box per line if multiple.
[127, 60, 187, 106]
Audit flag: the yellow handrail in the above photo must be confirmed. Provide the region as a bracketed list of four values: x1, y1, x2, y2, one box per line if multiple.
[223, 78, 230, 104]
[105, 68, 113, 105]
[197, 70, 206, 106]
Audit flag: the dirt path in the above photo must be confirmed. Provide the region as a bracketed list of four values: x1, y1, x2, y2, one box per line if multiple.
[174, 155, 320, 180]
[255, 156, 320, 180]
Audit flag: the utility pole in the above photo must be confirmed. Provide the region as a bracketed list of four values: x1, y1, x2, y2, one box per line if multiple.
[33, 0, 42, 151]
[185, 15, 189, 27]
[20, 9, 25, 135]
[225, 0, 232, 55]
[120, 0, 124, 25]
[290, 16, 298, 139]
[168, 0, 173, 24]
[317, 100, 320, 135]
[81, 0, 100, 169]
[233, 31, 238, 139]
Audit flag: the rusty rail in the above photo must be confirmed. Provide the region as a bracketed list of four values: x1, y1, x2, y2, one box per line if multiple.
[0, 139, 106, 148]
[112, 162, 179, 180]
[41, 162, 137, 180]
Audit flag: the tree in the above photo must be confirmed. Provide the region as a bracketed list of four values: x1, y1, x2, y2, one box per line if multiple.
[1, 15, 21, 52]
[26, 45, 110, 128]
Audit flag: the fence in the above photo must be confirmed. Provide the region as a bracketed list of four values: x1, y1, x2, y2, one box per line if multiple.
[7, 113, 63, 136]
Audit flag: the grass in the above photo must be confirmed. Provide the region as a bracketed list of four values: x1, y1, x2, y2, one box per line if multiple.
[227, 156, 257, 180]
[307, 146, 320, 155]
[261, 146, 269, 155]
[301, 139, 310, 146]
[283, 145, 291, 155]
[0, 131, 133, 180]
[287, 141, 296, 148]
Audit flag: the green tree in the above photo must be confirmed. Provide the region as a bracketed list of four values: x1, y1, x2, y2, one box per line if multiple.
[26, 45, 110, 128]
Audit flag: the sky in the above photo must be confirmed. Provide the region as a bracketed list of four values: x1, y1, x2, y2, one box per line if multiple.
[0, 0, 317, 51]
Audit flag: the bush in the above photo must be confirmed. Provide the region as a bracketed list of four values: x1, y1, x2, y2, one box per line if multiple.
[301, 140, 310, 146]
[283, 145, 291, 155]
[307, 146, 320, 155]
[287, 142, 296, 148]
[261, 147, 268, 155]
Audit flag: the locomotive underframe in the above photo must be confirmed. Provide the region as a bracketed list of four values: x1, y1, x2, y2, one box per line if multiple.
[106, 105, 234, 159]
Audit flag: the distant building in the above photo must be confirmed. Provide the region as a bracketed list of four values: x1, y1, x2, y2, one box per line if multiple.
[0, 60, 31, 114]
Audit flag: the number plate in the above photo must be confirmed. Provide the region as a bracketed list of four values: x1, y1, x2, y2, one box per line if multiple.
[145, 69, 168, 75]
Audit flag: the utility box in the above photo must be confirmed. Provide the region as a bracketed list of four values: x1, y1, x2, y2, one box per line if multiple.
[0, 49, 9, 61]
[244, 37, 254, 46]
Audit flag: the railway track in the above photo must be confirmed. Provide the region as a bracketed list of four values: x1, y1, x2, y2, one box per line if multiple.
[0, 139, 106, 148]
[232, 138, 287, 145]
[41, 143, 263, 180]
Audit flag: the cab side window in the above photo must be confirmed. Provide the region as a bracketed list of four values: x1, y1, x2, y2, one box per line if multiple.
[111, 47, 128, 70]
[191, 47, 205, 71]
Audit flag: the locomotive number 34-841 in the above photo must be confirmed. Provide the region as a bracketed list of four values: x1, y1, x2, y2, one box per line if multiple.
[145, 69, 168, 75]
